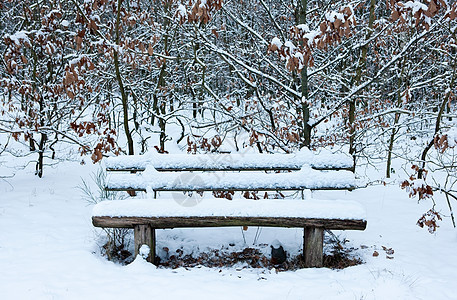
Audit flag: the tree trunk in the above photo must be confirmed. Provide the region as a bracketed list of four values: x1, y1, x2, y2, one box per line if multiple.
[298, 0, 311, 148]
[114, 0, 134, 156]
[350, 0, 376, 169]
[418, 55, 457, 179]
[386, 59, 406, 178]
[36, 133, 47, 178]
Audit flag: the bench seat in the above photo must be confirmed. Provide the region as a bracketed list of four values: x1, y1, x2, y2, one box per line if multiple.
[92, 198, 366, 229]
[93, 199, 366, 229]
[92, 198, 366, 267]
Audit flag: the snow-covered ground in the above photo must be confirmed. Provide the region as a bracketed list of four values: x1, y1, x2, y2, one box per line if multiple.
[0, 160, 456, 299]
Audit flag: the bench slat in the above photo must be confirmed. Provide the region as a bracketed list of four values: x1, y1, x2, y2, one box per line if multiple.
[92, 198, 366, 230]
[104, 151, 353, 172]
[105, 167, 357, 192]
[106, 187, 354, 192]
[106, 166, 353, 172]
[93, 215, 367, 230]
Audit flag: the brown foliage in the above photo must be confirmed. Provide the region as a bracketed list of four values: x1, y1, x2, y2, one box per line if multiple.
[156, 245, 362, 270]
[270, 5, 356, 72]
[417, 209, 443, 233]
[401, 165, 433, 200]
[213, 190, 235, 200]
[388, 0, 451, 30]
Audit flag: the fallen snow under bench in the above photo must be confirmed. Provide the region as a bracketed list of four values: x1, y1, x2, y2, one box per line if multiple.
[105, 166, 357, 192]
[92, 198, 367, 230]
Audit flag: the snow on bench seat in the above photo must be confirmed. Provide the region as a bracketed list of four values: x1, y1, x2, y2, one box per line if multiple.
[104, 149, 353, 171]
[105, 165, 357, 192]
[92, 198, 367, 230]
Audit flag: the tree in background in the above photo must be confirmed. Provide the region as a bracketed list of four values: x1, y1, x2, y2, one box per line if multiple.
[0, 0, 87, 177]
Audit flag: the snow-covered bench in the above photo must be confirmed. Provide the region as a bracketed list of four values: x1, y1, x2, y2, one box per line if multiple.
[92, 150, 366, 267]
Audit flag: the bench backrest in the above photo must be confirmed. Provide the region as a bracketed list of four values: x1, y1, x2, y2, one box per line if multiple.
[104, 151, 356, 193]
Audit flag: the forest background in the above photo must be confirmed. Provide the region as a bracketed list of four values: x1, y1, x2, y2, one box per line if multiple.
[1, 0, 457, 230]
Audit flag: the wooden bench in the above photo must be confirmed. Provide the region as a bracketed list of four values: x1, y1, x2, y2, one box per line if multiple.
[92, 150, 367, 268]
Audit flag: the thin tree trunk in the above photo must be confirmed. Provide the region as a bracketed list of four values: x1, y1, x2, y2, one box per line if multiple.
[36, 133, 47, 178]
[298, 0, 311, 148]
[386, 59, 406, 178]
[418, 54, 457, 179]
[152, 0, 172, 152]
[114, 0, 134, 155]
[350, 0, 376, 169]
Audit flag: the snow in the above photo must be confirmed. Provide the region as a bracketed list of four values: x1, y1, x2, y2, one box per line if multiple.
[325, 11, 345, 23]
[177, 4, 187, 18]
[284, 41, 296, 50]
[1, 160, 457, 299]
[293, 52, 304, 69]
[403, 1, 428, 14]
[302, 30, 320, 46]
[296, 24, 309, 32]
[270, 37, 283, 49]
[107, 165, 357, 191]
[105, 148, 353, 170]
[92, 198, 366, 220]
[139, 245, 150, 259]
[5, 30, 31, 46]
[68, 55, 87, 67]
[446, 124, 457, 148]
[270, 239, 282, 249]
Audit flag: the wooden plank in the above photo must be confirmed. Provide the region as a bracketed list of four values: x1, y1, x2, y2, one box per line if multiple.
[104, 153, 354, 172]
[304, 227, 324, 268]
[134, 224, 155, 264]
[106, 166, 354, 172]
[105, 186, 355, 192]
[93, 216, 367, 230]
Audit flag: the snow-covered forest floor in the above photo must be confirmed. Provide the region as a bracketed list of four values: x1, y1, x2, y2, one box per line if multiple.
[1, 156, 456, 300]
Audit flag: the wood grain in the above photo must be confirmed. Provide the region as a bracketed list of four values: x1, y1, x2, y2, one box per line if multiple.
[134, 224, 155, 263]
[105, 186, 355, 192]
[304, 227, 324, 267]
[93, 216, 366, 230]
[106, 166, 353, 172]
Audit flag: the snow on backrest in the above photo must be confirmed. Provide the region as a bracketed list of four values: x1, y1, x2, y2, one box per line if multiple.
[105, 148, 353, 170]
[106, 164, 357, 191]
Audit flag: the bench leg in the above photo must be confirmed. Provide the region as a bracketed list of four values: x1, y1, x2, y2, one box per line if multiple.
[134, 224, 155, 264]
[303, 227, 324, 268]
